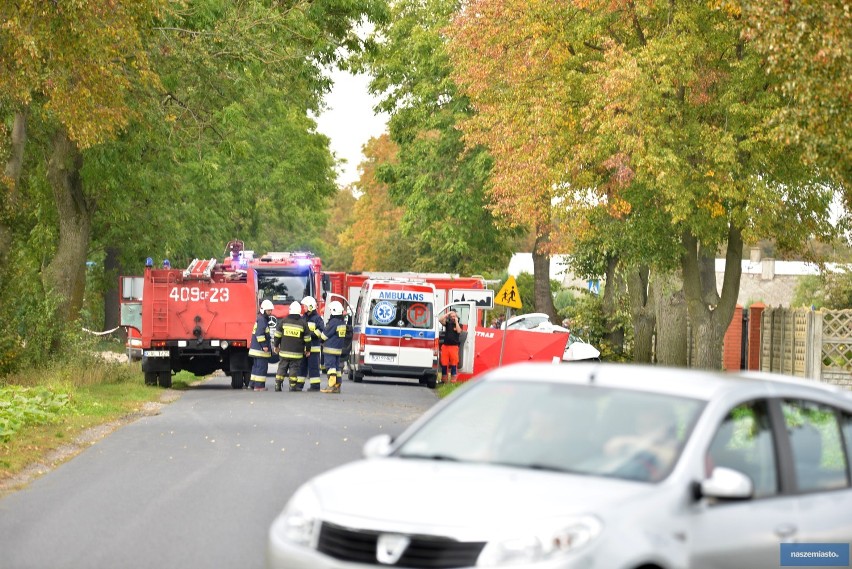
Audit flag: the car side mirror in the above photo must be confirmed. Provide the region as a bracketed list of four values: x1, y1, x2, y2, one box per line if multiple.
[698, 466, 753, 501]
[362, 433, 393, 459]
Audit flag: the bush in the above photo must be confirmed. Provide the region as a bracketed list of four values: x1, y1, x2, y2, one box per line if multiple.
[0, 385, 73, 443]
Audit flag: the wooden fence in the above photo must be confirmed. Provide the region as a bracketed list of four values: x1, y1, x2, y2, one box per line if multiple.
[760, 307, 852, 389]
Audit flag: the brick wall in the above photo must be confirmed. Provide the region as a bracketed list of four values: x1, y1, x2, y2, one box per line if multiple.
[722, 305, 744, 371]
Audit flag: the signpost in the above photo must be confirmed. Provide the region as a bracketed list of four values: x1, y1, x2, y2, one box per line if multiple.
[494, 276, 522, 366]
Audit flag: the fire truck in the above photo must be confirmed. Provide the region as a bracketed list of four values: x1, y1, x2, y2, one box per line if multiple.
[119, 252, 261, 389]
[120, 242, 329, 388]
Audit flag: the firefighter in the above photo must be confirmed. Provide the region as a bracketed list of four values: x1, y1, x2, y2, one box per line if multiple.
[273, 301, 310, 392]
[248, 299, 275, 391]
[298, 295, 324, 391]
[320, 300, 352, 394]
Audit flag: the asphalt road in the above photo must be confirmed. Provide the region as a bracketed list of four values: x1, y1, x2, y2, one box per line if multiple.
[0, 372, 439, 569]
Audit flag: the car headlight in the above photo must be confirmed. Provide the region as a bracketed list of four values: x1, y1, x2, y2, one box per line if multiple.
[477, 516, 603, 566]
[270, 485, 322, 548]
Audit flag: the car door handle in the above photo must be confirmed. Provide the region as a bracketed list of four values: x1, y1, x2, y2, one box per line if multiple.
[775, 523, 797, 539]
[403, 335, 412, 340]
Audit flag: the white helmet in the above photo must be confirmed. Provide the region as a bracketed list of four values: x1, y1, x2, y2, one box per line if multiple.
[260, 299, 274, 312]
[328, 300, 344, 316]
[301, 296, 317, 312]
[289, 301, 302, 316]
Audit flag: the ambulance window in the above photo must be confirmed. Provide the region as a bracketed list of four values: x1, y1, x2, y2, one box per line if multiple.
[369, 299, 433, 329]
[449, 304, 471, 325]
[355, 294, 366, 326]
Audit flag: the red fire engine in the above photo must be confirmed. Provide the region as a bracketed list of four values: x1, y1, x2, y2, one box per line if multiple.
[119, 253, 260, 389]
[121, 241, 329, 388]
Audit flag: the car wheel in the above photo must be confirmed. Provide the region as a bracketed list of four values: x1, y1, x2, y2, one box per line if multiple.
[144, 372, 158, 386]
[353, 370, 364, 383]
[230, 373, 244, 389]
[158, 370, 172, 389]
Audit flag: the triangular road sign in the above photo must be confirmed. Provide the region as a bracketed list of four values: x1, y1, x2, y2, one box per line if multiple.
[495, 275, 522, 309]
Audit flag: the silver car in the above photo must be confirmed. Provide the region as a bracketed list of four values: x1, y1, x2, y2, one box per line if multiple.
[267, 363, 852, 569]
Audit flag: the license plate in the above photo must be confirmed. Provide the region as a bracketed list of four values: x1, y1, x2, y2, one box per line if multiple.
[144, 350, 169, 357]
[370, 354, 396, 363]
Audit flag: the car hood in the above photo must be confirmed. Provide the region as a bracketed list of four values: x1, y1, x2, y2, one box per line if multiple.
[310, 457, 648, 536]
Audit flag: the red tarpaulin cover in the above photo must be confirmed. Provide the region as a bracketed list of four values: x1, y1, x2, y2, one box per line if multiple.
[458, 327, 569, 381]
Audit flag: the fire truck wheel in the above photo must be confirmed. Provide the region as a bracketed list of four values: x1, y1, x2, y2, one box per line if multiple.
[353, 370, 364, 383]
[230, 372, 249, 389]
[158, 371, 172, 389]
[144, 372, 158, 386]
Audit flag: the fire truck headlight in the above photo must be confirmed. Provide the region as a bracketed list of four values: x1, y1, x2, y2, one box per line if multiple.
[220, 340, 229, 349]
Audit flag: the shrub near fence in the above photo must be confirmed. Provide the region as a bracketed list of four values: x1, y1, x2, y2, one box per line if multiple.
[760, 307, 852, 389]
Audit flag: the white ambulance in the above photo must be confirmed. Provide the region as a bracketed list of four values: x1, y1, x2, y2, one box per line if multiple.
[348, 278, 476, 388]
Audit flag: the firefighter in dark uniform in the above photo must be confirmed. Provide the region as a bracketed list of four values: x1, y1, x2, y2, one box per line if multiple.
[273, 301, 311, 392]
[248, 300, 275, 391]
[298, 295, 325, 391]
[320, 300, 352, 394]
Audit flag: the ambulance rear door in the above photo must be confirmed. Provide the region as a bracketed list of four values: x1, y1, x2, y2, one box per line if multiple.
[437, 301, 477, 374]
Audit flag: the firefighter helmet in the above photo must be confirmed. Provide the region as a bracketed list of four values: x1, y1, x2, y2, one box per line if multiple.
[301, 296, 317, 312]
[260, 299, 274, 312]
[289, 301, 302, 315]
[328, 300, 344, 316]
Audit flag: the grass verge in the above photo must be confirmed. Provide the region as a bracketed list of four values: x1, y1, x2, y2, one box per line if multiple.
[0, 356, 181, 493]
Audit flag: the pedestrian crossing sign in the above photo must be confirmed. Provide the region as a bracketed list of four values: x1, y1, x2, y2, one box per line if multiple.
[495, 276, 522, 309]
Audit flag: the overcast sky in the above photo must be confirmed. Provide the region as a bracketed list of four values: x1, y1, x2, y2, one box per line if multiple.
[315, 69, 389, 188]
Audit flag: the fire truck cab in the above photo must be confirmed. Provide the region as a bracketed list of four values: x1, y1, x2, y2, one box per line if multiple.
[249, 251, 326, 320]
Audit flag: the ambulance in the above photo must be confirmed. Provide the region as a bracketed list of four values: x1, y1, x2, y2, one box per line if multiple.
[348, 278, 476, 388]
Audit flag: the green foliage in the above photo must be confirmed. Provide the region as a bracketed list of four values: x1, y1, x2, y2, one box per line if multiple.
[0, 386, 73, 443]
[360, 0, 516, 274]
[791, 275, 825, 309]
[793, 270, 852, 310]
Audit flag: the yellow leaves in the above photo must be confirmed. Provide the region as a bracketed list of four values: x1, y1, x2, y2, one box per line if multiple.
[707, 0, 742, 18]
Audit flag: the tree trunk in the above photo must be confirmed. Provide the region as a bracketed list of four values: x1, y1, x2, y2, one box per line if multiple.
[3, 109, 27, 197]
[681, 224, 743, 370]
[1, 109, 27, 267]
[43, 129, 92, 324]
[602, 255, 625, 355]
[653, 271, 688, 367]
[103, 245, 124, 339]
[532, 232, 558, 321]
[627, 265, 655, 363]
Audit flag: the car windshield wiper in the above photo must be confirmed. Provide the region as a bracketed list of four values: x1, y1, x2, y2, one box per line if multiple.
[490, 461, 579, 474]
[398, 453, 459, 462]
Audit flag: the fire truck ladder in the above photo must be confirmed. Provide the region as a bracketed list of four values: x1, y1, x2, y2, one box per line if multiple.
[150, 272, 174, 337]
[183, 258, 217, 280]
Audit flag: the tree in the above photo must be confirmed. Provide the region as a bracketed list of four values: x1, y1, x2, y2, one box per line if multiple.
[448, 0, 835, 369]
[0, 0, 167, 324]
[339, 134, 416, 271]
[742, 0, 851, 194]
[360, 0, 515, 276]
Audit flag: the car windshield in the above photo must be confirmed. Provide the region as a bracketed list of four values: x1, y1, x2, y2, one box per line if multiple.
[256, 267, 312, 304]
[396, 380, 705, 482]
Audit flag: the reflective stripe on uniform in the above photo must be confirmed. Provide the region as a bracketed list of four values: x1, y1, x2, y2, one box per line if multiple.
[249, 349, 271, 358]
